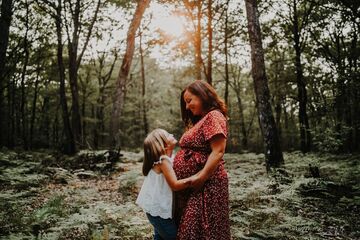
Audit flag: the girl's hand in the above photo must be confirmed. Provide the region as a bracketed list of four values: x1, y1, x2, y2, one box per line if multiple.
[189, 174, 206, 192]
[182, 178, 193, 186]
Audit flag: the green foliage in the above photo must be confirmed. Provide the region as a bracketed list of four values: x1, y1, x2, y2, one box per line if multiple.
[0, 151, 359, 239]
[227, 151, 360, 239]
[33, 195, 67, 220]
[313, 126, 351, 153]
[2, 0, 360, 156]
[107, 0, 134, 9]
[119, 57, 188, 148]
[29, 194, 70, 237]
[91, 225, 109, 240]
[0, 201, 27, 234]
[57, 225, 92, 240]
[118, 171, 139, 201]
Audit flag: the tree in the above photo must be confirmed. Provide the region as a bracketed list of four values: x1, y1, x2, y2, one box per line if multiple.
[183, 0, 203, 80]
[309, 0, 360, 151]
[139, 28, 149, 135]
[206, 0, 213, 84]
[19, 0, 30, 150]
[289, 0, 314, 152]
[224, 2, 229, 105]
[110, 0, 151, 148]
[78, 66, 94, 146]
[0, 0, 14, 147]
[92, 49, 118, 149]
[262, 23, 294, 150]
[29, 46, 44, 149]
[245, 0, 284, 171]
[37, 0, 76, 154]
[65, 0, 101, 146]
[229, 66, 248, 148]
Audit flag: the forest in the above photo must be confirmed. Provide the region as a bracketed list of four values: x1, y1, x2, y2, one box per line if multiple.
[0, 0, 359, 239]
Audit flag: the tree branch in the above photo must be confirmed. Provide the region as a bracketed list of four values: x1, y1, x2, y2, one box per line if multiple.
[77, 0, 101, 68]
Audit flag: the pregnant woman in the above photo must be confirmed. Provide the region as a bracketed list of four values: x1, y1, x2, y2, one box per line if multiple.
[173, 80, 231, 240]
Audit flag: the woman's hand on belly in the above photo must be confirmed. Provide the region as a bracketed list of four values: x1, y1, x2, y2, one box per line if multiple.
[191, 134, 226, 191]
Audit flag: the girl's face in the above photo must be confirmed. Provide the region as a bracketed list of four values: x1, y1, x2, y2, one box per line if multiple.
[183, 90, 204, 116]
[165, 132, 177, 150]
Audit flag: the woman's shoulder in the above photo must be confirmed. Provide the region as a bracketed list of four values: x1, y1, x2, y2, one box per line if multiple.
[205, 109, 226, 121]
[201, 109, 228, 140]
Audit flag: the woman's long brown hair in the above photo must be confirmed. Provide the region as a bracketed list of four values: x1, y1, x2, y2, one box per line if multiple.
[180, 80, 228, 127]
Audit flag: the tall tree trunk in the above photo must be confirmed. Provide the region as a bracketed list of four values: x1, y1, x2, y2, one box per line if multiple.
[283, 107, 293, 150]
[292, 0, 311, 153]
[92, 104, 98, 149]
[230, 66, 248, 148]
[349, 23, 358, 151]
[94, 56, 105, 149]
[80, 69, 92, 145]
[195, 0, 202, 80]
[345, 83, 353, 151]
[333, 31, 347, 152]
[66, 0, 101, 146]
[55, 0, 76, 154]
[207, 0, 213, 85]
[40, 77, 51, 147]
[53, 109, 59, 147]
[7, 76, 15, 147]
[224, 6, 229, 105]
[94, 87, 103, 148]
[139, 30, 149, 135]
[94, 50, 117, 148]
[20, 0, 30, 150]
[0, 0, 13, 147]
[183, 0, 203, 80]
[81, 89, 86, 145]
[37, 0, 77, 153]
[109, 0, 151, 148]
[353, 18, 359, 150]
[235, 88, 248, 148]
[274, 57, 283, 143]
[245, 0, 284, 171]
[355, 87, 360, 151]
[68, 50, 82, 145]
[274, 98, 282, 143]
[67, 0, 82, 146]
[30, 52, 42, 149]
[78, 68, 92, 146]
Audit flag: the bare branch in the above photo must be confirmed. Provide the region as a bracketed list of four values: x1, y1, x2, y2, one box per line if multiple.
[77, 0, 101, 68]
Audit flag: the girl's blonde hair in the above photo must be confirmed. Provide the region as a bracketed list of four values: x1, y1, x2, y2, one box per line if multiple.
[142, 129, 169, 176]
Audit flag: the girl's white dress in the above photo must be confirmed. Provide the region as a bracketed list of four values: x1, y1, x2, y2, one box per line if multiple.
[136, 155, 173, 219]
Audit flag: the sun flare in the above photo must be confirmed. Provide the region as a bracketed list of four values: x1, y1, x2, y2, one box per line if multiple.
[155, 14, 186, 38]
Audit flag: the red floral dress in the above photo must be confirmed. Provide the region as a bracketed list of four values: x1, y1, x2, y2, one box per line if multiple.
[173, 110, 231, 240]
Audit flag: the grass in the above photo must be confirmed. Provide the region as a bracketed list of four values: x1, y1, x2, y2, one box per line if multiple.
[226, 152, 359, 239]
[0, 150, 359, 239]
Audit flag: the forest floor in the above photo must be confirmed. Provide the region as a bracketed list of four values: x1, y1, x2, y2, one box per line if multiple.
[0, 149, 359, 240]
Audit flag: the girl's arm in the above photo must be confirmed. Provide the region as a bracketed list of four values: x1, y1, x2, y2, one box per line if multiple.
[191, 134, 226, 191]
[159, 158, 192, 191]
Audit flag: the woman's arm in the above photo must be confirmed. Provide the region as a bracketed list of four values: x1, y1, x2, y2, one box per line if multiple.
[191, 134, 226, 190]
[159, 158, 192, 191]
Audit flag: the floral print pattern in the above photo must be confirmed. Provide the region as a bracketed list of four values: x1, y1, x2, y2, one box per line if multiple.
[173, 110, 231, 240]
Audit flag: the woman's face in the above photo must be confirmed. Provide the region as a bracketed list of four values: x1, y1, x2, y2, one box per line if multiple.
[183, 90, 204, 116]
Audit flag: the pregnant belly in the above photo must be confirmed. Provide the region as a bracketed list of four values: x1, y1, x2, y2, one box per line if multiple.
[173, 149, 207, 179]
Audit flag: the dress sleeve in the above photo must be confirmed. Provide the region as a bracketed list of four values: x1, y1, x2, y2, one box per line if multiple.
[202, 110, 228, 142]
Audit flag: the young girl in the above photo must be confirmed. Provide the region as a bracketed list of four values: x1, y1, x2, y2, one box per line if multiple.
[136, 129, 193, 240]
